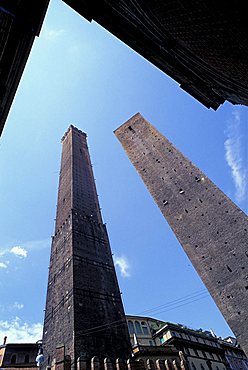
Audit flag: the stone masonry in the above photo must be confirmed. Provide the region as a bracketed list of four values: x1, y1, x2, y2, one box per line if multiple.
[114, 113, 248, 355]
[42, 126, 130, 369]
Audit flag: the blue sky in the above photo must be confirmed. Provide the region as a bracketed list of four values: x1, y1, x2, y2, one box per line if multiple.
[0, 0, 247, 343]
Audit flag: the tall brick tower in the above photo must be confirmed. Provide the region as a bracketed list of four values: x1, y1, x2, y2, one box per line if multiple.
[42, 126, 130, 369]
[115, 113, 248, 355]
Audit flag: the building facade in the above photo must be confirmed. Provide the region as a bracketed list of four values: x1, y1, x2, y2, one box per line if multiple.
[0, 343, 38, 370]
[126, 315, 165, 347]
[42, 126, 130, 369]
[126, 316, 248, 370]
[220, 339, 248, 370]
[154, 322, 228, 370]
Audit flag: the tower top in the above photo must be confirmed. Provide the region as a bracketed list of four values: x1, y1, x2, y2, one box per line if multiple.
[61, 125, 87, 142]
[55, 125, 102, 230]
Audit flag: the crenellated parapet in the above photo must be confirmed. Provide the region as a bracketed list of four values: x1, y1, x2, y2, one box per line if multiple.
[51, 353, 187, 370]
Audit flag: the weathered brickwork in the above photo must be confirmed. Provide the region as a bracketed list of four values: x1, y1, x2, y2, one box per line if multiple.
[115, 113, 248, 355]
[42, 126, 130, 369]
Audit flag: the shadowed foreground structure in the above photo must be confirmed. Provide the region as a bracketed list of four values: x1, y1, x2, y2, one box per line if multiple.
[1, 1, 248, 138]
[64, 0, 248, 110]
[0, 0, 49, 136]
[114, 113, 248, 356]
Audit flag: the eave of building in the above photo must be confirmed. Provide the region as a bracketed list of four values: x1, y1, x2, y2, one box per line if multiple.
[160, 336, 223, 354]
[219, 341, 243, 352]
[126, 314, 164, 323]
[153, 323, 224, 353]
[132, 344, 178, 356]
[2, 365, 37, 369]
[154, 322, 218, 340]
[1, 343, 38, 348]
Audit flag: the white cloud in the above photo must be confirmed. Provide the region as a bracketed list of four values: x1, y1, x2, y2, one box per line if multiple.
[0, 302, 24, 313]
[0, 249, 8, 257]
[224, 110, 247, 203]
[1, 239, 49, 256]
[10, 302, 24, 310]
[114, 256, 130, 278]
[10, 246, 27, 258]
[23, 238, 50, 251]
[0, 262, 7, 269]
[0, 317, 43, 343]
[68, 44, 81, 54]
[0, 239, 49, 270]
[43, 28, 64, 41]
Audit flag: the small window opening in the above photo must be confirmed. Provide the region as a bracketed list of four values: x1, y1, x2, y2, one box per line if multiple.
[227, 265, 232, 272]
[128, 320, 135, 334]
[11, 355, 17, 364]
[135, 321, 142, 334]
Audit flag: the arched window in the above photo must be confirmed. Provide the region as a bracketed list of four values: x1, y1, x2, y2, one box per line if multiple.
[141, 321, 149, 335]
[128, 320, 135, 334]
[11, 355, 17, 364]
[25, 355, 30, 363]
[134, 321, 142, 334]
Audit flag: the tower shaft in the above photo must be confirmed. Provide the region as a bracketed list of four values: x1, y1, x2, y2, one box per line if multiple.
[43, 126, 130, 368]
[115, 113, 248, 355]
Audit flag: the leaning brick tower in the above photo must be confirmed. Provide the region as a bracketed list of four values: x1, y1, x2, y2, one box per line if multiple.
[115, 113, 248, 355]
[42, 126, 130, 369]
